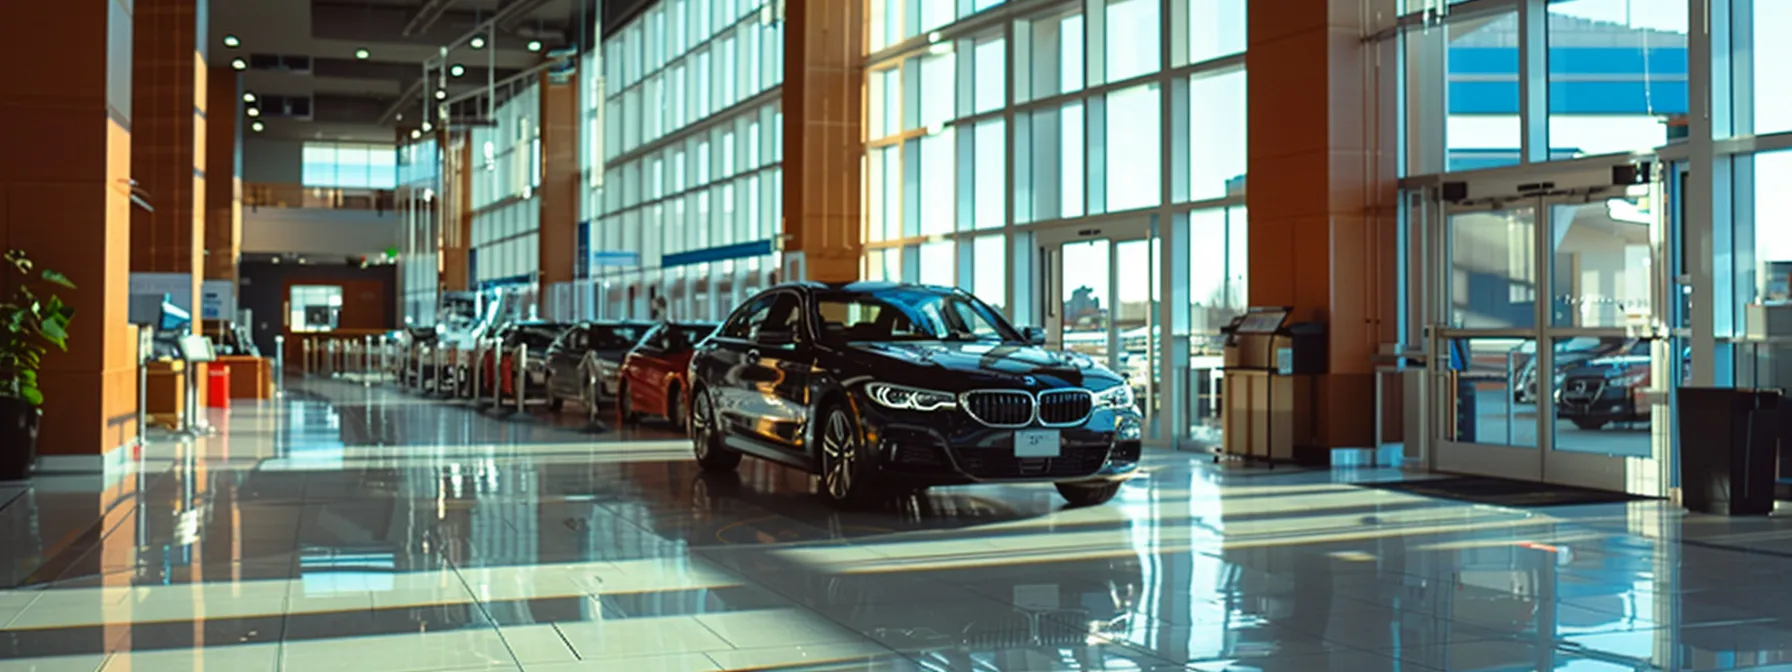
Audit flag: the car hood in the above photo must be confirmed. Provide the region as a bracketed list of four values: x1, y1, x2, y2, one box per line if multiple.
[836, 340, 1125, 390]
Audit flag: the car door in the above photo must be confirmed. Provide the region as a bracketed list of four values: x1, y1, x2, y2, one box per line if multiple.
[622, 324, 669, 414]
[744, 292, 813, 453]
[705, 294, 776, 439]
[545, 327, 586, 399]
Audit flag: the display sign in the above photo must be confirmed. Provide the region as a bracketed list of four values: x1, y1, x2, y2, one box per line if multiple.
[1235, 307, 1291, 334]
[200, 280, 235, 321]
[177, 334, 217, 363]
[129, 273, 193, 312]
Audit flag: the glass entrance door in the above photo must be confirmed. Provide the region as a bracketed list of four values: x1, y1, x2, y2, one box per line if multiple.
[1039, 222, 1159, 438]
[1429, 175, 1673, 494]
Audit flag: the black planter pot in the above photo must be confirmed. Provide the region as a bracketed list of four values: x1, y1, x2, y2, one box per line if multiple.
[0, 397, 40, 481]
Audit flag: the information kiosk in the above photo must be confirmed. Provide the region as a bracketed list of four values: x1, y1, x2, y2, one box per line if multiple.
[1220, 307, 1328, 465]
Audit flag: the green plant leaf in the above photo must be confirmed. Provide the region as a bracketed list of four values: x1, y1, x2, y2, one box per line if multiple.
[40, 270, 74, 289]
[20, 385, 42, 406]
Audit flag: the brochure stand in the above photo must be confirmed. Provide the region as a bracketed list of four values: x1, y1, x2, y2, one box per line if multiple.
[178, 334, 218, 437]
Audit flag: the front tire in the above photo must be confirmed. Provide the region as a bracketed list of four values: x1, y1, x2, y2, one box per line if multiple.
[665, 383, 685, 434]
[1056, 480, 1123, 507]
[819, 407, 880, 507]
[690, 389, 741, 473]
[618, 382, 639, 424]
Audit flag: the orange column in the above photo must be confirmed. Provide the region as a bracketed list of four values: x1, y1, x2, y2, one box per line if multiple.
[538, 71, 579, 309]
[1246, 0, 1399, 449]
[0, 0, 138, 456]
[782, 0, 865, 283]
[204, 66, 241, 284]
[439, 133, 473, 292]
[130, 0, 206, 315]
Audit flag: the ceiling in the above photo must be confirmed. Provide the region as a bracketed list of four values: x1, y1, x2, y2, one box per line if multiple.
[209, 0, 597, 143]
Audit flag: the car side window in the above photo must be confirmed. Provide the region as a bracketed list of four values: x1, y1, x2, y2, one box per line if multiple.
[721, 296, 774, 340]
[754, 294, 804, 342]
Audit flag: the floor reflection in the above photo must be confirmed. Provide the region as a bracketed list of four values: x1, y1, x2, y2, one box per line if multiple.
[4, 380, 1792, 670]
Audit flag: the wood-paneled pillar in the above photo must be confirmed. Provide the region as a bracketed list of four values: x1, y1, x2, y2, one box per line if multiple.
[1245, 0, 1400, 450]
[203, 66, 240, 284]
[130, 0, 206, 314]
[0, 0, 138, 456]
[538, 72, 578, 310]
[782, 0, 864, 283]
[439, 133, 472, 292]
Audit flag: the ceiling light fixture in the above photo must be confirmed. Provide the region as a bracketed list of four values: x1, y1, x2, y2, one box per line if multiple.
[222, 34, 240, 48]
[230, 57, 247, 71]
[251, 121, 265, 132]
[242, 91, 257, 103]
[435, 88, 448, 100]
[526, 40, 543, 52]
[355, 48, 371, 60]
[421, 121, 433, 132]
[449, 64, 466, 77]
[469, 34, 487, 49]
[410, 129, 422, 139]
[245, 107, 261, 117]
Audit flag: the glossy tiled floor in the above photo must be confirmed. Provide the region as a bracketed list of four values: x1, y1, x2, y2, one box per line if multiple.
[6, 381, 1792, 671]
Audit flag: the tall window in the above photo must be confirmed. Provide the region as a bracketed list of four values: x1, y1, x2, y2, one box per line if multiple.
[302, 142, 397, 189]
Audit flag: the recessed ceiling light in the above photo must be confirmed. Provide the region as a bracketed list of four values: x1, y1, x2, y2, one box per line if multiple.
[355, 48, 371, 60]
[245, 107, 261, 117]
[435, 88, 447, 100]
[449, 64, 466, 77]
[470, 34, 487, 49]
[526, 40, 543, 52]
[251, 121, 265, 132]
[231, 57, 247, 70]
[222, 34, 240, 48]
[421, 121, 433, 132]
[410, 129, 422, 139]
[242, 91, 257, 103]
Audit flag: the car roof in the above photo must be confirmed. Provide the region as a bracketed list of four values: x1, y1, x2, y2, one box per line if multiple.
[773, 281, 960, 296]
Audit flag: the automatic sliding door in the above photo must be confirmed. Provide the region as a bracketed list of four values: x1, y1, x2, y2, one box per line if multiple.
[1435, 202, 1545, 481]
[1041, 223, 1160, 442]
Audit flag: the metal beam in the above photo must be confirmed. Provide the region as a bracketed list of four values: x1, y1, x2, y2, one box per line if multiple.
[404, 0, 460, 37]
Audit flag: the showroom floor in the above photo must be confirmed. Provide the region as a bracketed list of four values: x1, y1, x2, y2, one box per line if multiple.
[2, 380, 1791, 671]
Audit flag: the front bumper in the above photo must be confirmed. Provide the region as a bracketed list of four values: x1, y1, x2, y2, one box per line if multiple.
[1556, 379, 1640, 421]
[854, 395, 1143, 485]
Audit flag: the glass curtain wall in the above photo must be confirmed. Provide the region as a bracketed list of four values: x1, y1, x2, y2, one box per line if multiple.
[585, 0, 785, 322]
[469, 80, 543, 307]
[398, 137, 442, 326]
[863, 0, 1247, 447]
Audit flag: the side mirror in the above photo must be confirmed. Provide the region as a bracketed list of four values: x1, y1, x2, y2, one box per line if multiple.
[1023, 326, 1047, 346]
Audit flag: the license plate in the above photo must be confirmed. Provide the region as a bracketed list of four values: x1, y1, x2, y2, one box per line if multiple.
[1014, 429, 1061, 458]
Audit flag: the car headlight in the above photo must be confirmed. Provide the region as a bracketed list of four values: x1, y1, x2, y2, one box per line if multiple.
[1095, 384, 1135, 410]
[865, 382, 958, 412]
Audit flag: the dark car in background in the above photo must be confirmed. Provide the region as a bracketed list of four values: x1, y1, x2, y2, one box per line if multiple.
[617, 321, 719, 432]
[1555, 344, 1689, 431]
[687, 282, 1142, 507]
[542, 321, 652, 422]
[479, 321, 574, 402]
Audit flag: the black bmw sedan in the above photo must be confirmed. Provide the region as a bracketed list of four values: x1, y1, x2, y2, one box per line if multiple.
[687, 282, 1143, 507]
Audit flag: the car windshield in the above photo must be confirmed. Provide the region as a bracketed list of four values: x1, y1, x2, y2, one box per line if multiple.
[815, 288, 1015, 343]
[673, 324, 716, 345]
[589, 325, 646, 350]
[513, 324, 567, 350]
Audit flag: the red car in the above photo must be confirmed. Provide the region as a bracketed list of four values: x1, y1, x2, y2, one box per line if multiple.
[617, 322, 717, 432]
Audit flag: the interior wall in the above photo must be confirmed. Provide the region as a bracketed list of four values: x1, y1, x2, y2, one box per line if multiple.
[238, 260, 397, 355]
[242, 207, 399, 256]
[242, 137, 303, 183]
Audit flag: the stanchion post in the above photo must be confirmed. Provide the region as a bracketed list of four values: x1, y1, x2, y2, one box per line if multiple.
[274, 334, 286, 394]
[471, 341, 483, 406]
[363, 335, 374, 384]
[514, 344, 527, 415]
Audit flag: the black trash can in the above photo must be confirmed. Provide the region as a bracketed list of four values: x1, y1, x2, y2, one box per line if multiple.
[1678, 387, 1784, 516]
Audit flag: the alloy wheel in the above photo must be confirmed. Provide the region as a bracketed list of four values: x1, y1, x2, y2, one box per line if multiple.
[821, 411, 855, 501]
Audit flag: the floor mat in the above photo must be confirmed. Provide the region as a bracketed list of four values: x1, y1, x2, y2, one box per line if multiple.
[1356, 476, 1654, 508]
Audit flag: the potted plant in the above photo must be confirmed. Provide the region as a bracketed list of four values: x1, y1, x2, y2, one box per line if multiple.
[0, 250, 75, 481]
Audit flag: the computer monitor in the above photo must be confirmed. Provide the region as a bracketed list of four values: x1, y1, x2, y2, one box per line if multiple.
[158, 300, 191, 332]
